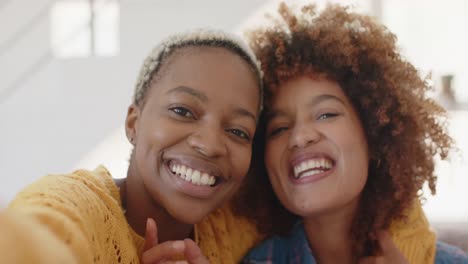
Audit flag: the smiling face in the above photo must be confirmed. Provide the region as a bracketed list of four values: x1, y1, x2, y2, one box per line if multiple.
[264, 76, 369, 219]
[125, 46, 259, 224]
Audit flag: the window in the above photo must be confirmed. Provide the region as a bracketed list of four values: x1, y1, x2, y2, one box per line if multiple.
[50, 0, 119, 58]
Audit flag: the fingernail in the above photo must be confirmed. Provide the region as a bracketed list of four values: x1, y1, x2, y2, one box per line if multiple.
[175, 261, 188, 264]
[172, 240, 185, 250]
[146, 218, 150, 229]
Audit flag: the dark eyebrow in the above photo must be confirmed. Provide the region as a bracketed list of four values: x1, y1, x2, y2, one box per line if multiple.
[166, 86, 208, 102]
[233, 108, 257, 124]
[167, 85, 257, 123]
[308, 94, 345, 107]
[265, 109, 287, 122]
[266, 94, 345, 121]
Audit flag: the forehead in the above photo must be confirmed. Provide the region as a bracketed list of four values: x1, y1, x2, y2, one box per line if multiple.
[165, 46, 255, 85]
[159, 46, 245, 76]
[148, 46, 260, 111]
[276, 76, 343, 98]
[266, 76, 353, 117]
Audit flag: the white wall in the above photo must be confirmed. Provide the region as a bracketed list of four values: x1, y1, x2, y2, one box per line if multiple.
[0, 0, 268, 202]
[381, 0, 468, 222]
[382, 0, 468, 102]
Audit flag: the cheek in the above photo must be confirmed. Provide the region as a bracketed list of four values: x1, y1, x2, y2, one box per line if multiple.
[142, 119, 184, 148]
[231, 145, 252, 181]
[338, 130, 369, 192]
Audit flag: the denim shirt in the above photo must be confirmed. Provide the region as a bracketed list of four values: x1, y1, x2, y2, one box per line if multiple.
[243, 222, 468, 264]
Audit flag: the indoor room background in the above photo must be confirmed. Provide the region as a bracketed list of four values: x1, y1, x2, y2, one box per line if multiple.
[1, 0, 467, 245]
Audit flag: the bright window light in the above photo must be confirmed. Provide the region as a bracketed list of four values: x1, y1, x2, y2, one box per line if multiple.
[50, 0, 119, 58]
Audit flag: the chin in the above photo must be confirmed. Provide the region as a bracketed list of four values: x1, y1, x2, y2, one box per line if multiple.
[286, 199, 333, 217]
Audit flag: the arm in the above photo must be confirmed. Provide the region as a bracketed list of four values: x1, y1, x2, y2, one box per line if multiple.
[0, 209, 78, 263]
[0, 171, 115, 263]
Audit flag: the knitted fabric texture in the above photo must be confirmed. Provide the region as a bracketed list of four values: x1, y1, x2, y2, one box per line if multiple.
[389, 199, 437, 263]
[1, 166, 262, 263]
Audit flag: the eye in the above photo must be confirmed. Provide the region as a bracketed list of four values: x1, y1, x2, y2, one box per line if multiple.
[169, 106, 194, 118]
[227, 129, 250, 141]
[317, 113, 339, 120]
[268, 126, 288, 137]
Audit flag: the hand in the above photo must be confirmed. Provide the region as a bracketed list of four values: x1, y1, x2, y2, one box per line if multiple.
[359, 231, 409, 264]
[141, 218, 209, 264]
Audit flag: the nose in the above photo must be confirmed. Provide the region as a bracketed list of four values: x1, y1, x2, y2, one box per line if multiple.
[188, 123, 228, 158]
[288, 122, 321, 149]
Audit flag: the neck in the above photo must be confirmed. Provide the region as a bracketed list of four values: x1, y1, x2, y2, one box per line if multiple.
[303, 200, 359, 264]
[119, 165, 193, 243]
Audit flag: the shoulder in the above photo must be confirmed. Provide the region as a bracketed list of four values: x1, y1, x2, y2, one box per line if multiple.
[242, 235, 286, 263]
[10, 165, 119, 207]
[435, 241, 468, 264]
[7, 165, 125, 231]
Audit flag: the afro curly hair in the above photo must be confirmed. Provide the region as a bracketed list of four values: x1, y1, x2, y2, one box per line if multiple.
[233, 2, 453, 258]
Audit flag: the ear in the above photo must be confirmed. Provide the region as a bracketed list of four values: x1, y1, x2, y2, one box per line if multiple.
[125, 104, 140, 145]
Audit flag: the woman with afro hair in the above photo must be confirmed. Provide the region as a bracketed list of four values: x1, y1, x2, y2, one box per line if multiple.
[237, 2, 468, 263]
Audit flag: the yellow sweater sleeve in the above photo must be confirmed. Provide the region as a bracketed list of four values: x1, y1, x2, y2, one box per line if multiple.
[1, 166, 140, 264]
[0, 209, 78, 263]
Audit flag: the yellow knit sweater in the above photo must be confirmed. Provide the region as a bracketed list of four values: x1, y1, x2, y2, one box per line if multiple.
[0, 166, 261, 264]
[0, 166, 436, 263]
[389, 199, 436, 263]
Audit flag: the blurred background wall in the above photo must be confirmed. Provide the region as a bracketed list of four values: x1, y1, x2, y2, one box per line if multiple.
[1, 0, 467, 228]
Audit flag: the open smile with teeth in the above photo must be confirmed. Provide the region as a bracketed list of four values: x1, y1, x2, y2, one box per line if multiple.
[293, 158, 334, 179]
[171, 163, 217, 187]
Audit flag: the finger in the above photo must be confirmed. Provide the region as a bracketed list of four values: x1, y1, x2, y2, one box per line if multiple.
[184, 239, 209, 264]
[376, 230, 399, 254]
[143, 218, 158, 252]
[141, 240, 185, 264]
[160, 261, 188, 264]
[358, 256, 379, 264]
[376, 230, 408, 263]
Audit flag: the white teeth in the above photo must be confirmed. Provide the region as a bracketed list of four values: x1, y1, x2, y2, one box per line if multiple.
[200, 173, 209, 185]
[208, 174, 216, 185]
[293, 158, 334, 178]
[301, 170, 322, 178]
[170, 164, 216, 186]
[191, 170, 200, 185]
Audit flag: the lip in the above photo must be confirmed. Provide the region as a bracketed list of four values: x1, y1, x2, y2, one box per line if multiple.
[289, 151, 335, 168]
[164, 162, 221, 199]
[288, 151, 336, 185]
[168, 157, 224, 179]
[163, 157, 225, 199]
[289, 165, 335, 184]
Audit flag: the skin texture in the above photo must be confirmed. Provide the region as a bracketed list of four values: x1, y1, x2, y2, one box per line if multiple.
[236, 2, 452, 258]
[120, 46, 260, 262]
[265, 76, 370, 262]
[265, 76, 368, 220]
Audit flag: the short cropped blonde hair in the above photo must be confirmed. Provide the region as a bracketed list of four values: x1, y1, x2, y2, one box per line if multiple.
[133, 29, 264, 113]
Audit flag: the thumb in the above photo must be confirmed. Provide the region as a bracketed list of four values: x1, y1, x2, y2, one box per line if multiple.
[376, 230, 398, 254]
[376, 230, 408, 263]
[358, 256, 379, 264]
[143, 218, 158, 251]
[184, 238, 209, 264]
